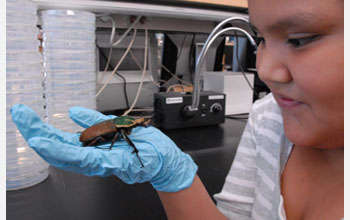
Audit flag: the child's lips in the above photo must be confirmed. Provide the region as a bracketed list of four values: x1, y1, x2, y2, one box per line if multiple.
[275, 94, 303, 109]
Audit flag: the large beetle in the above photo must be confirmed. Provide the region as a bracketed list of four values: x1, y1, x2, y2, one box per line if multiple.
[79, 115, 150, 167]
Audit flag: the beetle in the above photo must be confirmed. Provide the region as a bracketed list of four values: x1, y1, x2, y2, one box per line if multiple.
[79, 115, 151, 167]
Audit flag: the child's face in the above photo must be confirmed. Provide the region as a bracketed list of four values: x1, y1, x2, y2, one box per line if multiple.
[249, 0, 344, 148]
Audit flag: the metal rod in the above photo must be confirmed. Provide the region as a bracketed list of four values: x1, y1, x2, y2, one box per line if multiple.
[189, 23, 257, 111]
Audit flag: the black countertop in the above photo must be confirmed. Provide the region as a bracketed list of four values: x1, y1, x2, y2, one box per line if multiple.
[7, 118, 247, 220]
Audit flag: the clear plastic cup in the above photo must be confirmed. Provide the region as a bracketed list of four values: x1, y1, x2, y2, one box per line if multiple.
[41, 9, 95, 22]
[44, 60, 96, 71]
[6, 96, 44, 106]
[7, 0, 37, 15]
[6, 10, 37, 26]
[7, 51, 42, 63]
[46, 100, 96, 115]
[6, 130, 25, 144]
[6, 0, 49, 191]
[6, 26, 39, 39]
[42, 40, 96, 51]
[7, 38, 40, 51]
[7, 85, 42, 94]
[46, 97, 96, 108]
[45, 88, 96, 100]
[6, 121, 18, 134]
[6, 71, 43, 80]
[6, 160, 49, 177]
[45, 100, 96, 109]
[6, 150, 40, 163]
[7, 61, 42, 75]
[48, 121, 84, 132]
[6, 165, 48, 182]
[6, 59, 42, 71]
[7, 76, 43, 91]
[6, 89, 43, 103]
[45, 71, 96, 81]
[6, 153, 45, 168]
[6, 144, 32, 155]
[6, 7, 36, 17]
[42, 30, 95, 42]
[45, 79, 95, 89]
[6, 166, 49, 191]
[43, 50, 95, 62]
[41, 22, 96, 32]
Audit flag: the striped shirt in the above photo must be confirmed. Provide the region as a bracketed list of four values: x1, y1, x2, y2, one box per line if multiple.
[214, 93, 293, 220]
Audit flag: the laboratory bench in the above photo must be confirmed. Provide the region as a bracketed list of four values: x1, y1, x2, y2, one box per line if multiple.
[6, 117, 247, 220]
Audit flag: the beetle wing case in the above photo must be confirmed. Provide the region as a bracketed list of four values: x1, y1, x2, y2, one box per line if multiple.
[79, 119, 117, 145]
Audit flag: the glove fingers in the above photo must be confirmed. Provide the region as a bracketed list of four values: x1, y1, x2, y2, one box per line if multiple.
[69, 106, 115, 128]
[28, 136, 92, 163]
[28, 137, 131, 175]
[28, 137, 106, 176]
[11, 104, 79, 145]
[28, 136, 159, 180]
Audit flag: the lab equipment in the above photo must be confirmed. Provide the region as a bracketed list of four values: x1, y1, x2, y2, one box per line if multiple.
[186, 17, 258, 114]
[40, 9, 97, 133]
[6, 0, 49, 190]
[11, 104, 198, 192]
[153, 91, 225, 129]
[203, 71, 254, 115]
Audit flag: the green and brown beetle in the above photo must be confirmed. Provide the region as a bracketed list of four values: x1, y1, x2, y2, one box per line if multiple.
[79, 115, 151, 167]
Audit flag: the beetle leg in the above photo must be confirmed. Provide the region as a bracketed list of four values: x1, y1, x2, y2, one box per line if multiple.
[120, 129, 144, 168]
[86, 136, 105, 146]
[142, 118, 151, 127]
[109, 131, 120, 150]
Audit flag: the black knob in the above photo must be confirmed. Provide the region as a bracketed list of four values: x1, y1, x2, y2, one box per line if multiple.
[211, 103, 222, 113]
[182, 105, 197, 118]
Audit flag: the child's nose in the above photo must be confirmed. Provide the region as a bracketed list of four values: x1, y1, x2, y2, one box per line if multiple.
[256, 45, 292, 84]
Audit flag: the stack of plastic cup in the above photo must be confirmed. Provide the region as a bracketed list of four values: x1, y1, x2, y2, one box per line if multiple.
[6, 0, 49, 190]
[40, 10, 97, 133]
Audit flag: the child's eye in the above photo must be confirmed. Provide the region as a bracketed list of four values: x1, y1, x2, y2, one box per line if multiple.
[287, 35, 321, 48]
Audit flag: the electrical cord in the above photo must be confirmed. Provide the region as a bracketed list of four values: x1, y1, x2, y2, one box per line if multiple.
[98, 14, 142, 46]
[110, 15, 142, 47]
[97, 14, 143, 82]
[161, 64, 192, 86]
[131, 33, 193, 91]
[115, 71, 130, 109]
[98, 46, 130, 108]
[129, 49, 160, 87]
[234, 31, 259, 97]
[123, 26, 149, 116]
[225, 114, 249, 121]
[96, 27, 138, 98]
[96, 14, 152, 116]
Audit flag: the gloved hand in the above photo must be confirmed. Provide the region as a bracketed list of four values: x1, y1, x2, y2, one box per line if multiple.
[10, 104, 198, 192]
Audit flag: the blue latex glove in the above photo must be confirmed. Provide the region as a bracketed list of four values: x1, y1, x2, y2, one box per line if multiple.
[10, 104, 198, 192]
